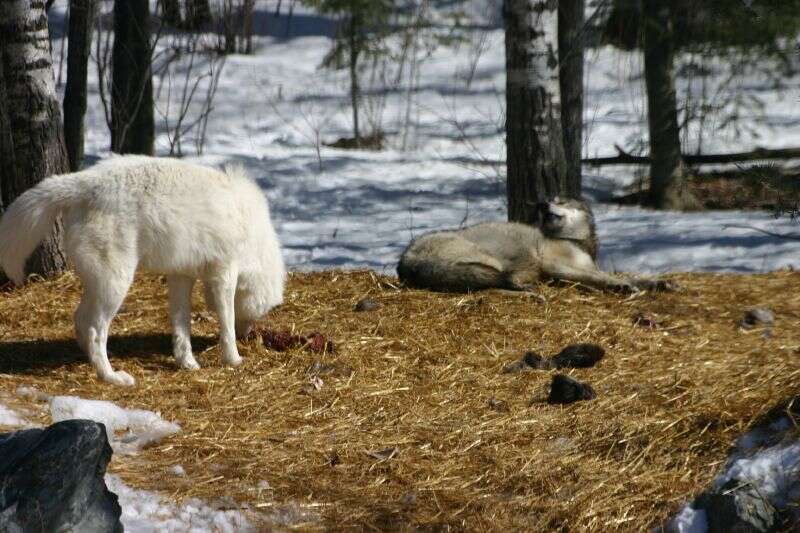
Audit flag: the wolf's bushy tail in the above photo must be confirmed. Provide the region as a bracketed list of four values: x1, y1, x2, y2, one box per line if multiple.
[0, 174, 83, 284]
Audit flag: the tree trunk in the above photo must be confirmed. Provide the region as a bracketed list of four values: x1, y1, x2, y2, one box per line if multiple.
[64, 0, 96, 171]
[185, 0, 211, 30]
[504, 0, 568, 224]
[242, 0, 255, 54]
[348, 12, 361, 145]
[0, 0, 68, 281]
[111, 0, 154, 155]
[558, 0, 584, 199]
[641, 0, 698, 210]
[159, 0, 182, 27]
[221, 0, 236, 54]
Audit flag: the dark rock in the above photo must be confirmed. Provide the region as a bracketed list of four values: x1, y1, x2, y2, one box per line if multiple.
[694, 480, 777, 532]
[550, 343, 605, 369]
[0, 420, 123, 533]
[740, 308, 775, 328]
[547, 374, 596, 404]
[354, 298, 381, 312]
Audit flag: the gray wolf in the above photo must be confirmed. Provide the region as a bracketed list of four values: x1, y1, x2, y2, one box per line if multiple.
[397, 197, 673, 294]
[0, 156, 285, 386]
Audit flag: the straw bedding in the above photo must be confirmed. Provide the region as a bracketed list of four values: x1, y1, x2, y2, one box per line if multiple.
[1, 270, 799, 531]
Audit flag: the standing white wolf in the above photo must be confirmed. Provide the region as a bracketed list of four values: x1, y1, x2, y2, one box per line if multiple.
[398, 198, 674, 294]
[0, 156, 285, 386]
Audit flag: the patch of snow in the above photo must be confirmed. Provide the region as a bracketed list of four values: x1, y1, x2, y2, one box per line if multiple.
[106, 474, 256, 533]
[49, 396, 180, 455]
[716, 441, 800, 508]
[668, 505, 708, 533]
[0, 403, 27, 428]
[170, 465, 187, 477]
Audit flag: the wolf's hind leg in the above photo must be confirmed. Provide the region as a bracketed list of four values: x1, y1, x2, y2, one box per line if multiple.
[75, 269, 136, 386]
[168, 275, 200, 370]
[205, 267, 242, 367]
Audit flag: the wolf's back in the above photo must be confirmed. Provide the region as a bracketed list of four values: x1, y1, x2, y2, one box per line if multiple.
[0, 173, 85, 284]
[397, 231, 506, 292]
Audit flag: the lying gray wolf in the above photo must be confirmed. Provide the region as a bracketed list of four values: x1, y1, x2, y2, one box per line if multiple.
[0, 156, 285, 386]
[397, 198, 674, 293]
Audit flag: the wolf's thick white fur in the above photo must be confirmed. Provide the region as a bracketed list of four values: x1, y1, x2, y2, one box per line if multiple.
[0, 155, 285, 386]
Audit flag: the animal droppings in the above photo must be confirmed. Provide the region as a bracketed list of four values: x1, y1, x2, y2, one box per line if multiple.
[547, 374, 596, 405]
[550, 343, 605, 369]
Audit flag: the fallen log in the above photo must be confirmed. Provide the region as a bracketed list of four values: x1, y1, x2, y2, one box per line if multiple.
[583, 145, 800, 166]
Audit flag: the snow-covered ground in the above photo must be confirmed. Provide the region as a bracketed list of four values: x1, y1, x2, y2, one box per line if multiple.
[46, 1, 799, 275]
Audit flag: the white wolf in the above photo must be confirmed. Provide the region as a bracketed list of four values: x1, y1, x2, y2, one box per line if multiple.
[0, 156, 285, 386]
[398, 198, 674, 294]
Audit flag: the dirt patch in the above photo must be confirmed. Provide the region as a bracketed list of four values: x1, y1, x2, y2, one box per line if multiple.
[1, 270, 799, 530]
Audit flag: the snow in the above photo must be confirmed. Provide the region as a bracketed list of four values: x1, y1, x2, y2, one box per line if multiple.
[49, 395, 180, 455]
[669, 505, 708, 533]
[106, 474, 256, 533]
[0, 404, 27, 428]
[48, 2, 799, 276]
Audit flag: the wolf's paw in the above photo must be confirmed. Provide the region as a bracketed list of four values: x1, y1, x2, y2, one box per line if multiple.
[177, 356, 201, 371]
[612, 282, 639, 294]
[103, 370, 136, 387]
[223, 355, 243, 367]
[637, 279, 679, 292]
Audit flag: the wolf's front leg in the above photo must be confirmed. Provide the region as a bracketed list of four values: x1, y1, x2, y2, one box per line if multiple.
[168, 275, 200, 370]
[541, 262, 638, 293]
[206, 268, 243, 367]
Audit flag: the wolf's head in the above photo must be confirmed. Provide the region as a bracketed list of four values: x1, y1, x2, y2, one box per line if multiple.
[533, 197, 598, 260]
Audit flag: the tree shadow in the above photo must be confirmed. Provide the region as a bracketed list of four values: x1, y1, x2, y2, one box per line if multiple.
[0, 333, 216, 375]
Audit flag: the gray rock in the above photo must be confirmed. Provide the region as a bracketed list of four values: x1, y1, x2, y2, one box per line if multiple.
[0, 420, 123, 533]
[740, 308, 775, 328]
[695, 480, 777, 532]
[354, 297, 381, 312]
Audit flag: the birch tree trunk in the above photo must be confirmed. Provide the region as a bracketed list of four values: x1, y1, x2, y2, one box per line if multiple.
[111, 0, 154, 155]
[63, 0, 96, 171]
[558, 0, 584, 198]
[0, 0, 68, 281]
[504, 0, 568, 224]
[641, 0, 698, 210]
